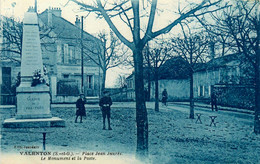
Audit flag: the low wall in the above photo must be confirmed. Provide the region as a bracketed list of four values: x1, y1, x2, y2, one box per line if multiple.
[150, 79, 190, 101]
[214, 84, 255, 110]
[52, 95, 99, 104]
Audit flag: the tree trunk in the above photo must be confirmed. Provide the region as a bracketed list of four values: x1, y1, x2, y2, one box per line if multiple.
[189, 72, 194, 119]
[148, 73, 151, 101]
[133, 48, 148, 158]
[254, 63, 260, 134]
[147, 51, 151, 101]
[101, 69, 106, 96]
[155, 67, 159, 112]
[254, 31, 260, 134]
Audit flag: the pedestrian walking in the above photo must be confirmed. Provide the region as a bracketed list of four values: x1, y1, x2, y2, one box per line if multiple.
[75, 93, 86, 123]
[211, 90, 218, 111]
[99, 90, 113, 130]
[162, 89, 168, 106]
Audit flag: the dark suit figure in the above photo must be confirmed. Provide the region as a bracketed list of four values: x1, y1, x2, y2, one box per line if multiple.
[211, 91, 218, 111]
[162, 89, 168, 106]
[99, 91, 112, 130]
[75, 94, 86, 123]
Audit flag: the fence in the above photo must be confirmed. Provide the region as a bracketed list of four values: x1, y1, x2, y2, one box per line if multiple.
[1, 94, 16, 105]
[213, 84, 255, 110]
[108, 88, 128, 102]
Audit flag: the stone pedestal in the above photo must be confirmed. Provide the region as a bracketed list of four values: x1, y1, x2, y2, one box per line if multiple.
[2, 11, 65, 128]
[3, 84, 65, 128]
[16, 85, 52, 119]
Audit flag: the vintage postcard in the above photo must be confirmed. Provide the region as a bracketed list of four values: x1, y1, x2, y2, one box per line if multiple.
[1, 0, 259, 163]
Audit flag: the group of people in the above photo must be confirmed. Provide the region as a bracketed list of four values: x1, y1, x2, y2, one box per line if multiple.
[75, 90, 113, 130]
[74, 88, 218, 129]
[161, 88, 219, 111]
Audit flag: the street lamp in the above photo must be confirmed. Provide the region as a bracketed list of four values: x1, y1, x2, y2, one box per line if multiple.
[80, 14, 90, 94]
[81, 16, 84, 93]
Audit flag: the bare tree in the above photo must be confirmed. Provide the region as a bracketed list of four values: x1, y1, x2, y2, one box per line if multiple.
[0, 16, 56, 63]
[115, 74, 127, 88]
[0, 17, 22, 63]
[202, 0, 260, 133]
[144, 41, 173, 111]
[69, 0, 225, 158]
[171, 27, 208, 119]
[83, 31, 128, 94]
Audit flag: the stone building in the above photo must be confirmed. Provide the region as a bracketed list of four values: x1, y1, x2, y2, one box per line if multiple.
[193, 54, 242, 99]
[125, 54, 253, 107]
[38, 8, 103, 103]
[193, 54, 254, 109]
[0, 8, 103, 104]
[126, 73, 135, 100]
[126, 56, 190, 101]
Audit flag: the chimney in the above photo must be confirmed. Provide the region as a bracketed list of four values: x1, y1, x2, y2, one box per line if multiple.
[51, 7, 62, 17]
[47, 7, 62, 27]
[209, 41, 215, 59]
[27, 6, 35, 12]
[75, 15, 81, 28]
[35, 0, 37, 13]
[48, 8, 52, 27]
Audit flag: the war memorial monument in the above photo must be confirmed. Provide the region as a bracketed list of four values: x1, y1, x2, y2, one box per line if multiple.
[3, 10, 65, 128]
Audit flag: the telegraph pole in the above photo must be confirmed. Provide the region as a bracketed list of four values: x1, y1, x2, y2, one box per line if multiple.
[81, 16, 84, 93]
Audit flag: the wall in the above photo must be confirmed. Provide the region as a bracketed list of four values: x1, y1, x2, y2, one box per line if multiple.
[150, 79, 190, 101]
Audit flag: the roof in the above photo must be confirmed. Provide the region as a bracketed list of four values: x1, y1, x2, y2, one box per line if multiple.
[126, 73, 134, 80]
[159, 56, 191, 80]
[196, 54, 240, 72]
[126, 56, 192, 80]
[124, 54, 241, 82]
[39, 10, 100, 42]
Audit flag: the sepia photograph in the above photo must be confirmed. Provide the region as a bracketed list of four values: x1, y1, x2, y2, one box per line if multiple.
[0, 0, 259, 163]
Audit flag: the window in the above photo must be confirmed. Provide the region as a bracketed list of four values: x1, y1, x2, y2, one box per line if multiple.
[75, 47, 80, 60]
[86, 75, 93, 89]
[198, 86, 204, 97]
[69, 46, 75, 63]
[202, 86, 205, 97]
[63, 74, 69, 78]
[56, 44, 62, 63]
[64, 44, 69, 64]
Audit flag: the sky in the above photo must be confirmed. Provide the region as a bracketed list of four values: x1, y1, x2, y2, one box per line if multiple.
[0, 0, 208, 87]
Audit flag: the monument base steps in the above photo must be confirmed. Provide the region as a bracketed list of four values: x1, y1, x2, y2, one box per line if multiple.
[2, 117, 65, 128]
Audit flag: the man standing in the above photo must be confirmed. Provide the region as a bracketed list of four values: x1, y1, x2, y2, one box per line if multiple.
[75, 93, 86, 123]
[162, 89, 168, 106]
[211, 90, 218, 111]
[99, 91, 113, 130]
